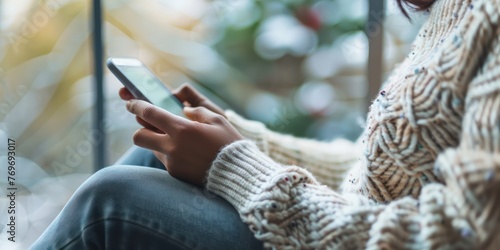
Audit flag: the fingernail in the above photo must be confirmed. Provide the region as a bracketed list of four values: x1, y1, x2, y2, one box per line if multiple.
[125, 100, 132, 111]
[184, 106, 194, 112]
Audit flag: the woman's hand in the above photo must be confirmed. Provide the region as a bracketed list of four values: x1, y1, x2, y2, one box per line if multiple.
[121, 91, 243, 187]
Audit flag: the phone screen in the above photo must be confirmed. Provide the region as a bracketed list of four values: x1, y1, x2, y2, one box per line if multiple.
[117, 65, 185, 117]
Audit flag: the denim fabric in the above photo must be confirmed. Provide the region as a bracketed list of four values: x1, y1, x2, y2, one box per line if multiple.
[31, 147, 263, 250]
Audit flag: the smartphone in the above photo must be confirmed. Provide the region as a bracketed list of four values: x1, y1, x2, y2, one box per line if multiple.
[106, 57, 185, 117]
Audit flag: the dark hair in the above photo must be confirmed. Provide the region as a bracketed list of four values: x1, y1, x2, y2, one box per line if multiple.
[396, 0, 436, 19]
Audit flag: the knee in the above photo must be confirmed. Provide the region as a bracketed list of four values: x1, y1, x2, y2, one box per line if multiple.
[81, 166, 131, 191]
[71, 166, 145, 208]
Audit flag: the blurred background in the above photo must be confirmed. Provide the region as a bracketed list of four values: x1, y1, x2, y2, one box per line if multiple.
[0, 0, 426, 248]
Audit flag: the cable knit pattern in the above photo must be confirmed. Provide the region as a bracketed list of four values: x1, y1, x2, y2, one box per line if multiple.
[206, 0, 500, 248]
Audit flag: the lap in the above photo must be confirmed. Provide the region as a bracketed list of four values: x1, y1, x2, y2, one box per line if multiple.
[32, 162, 262, 249]
[98, 166, 260, 249]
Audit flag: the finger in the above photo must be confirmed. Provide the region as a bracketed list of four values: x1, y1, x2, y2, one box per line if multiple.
[172, 83, 204, 105]
[132, 128, 166, 152]
[126, 99, 188, 134]
[173, 83, 225, 116]
[199, 99, 226, 117]
[119, 87, 134, 100]
[136, 116, 164, 133]
[183, 106, 223, 124]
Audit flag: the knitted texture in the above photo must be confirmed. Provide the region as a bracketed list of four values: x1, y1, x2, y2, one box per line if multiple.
[224, 110, 361, 190]
[206, 0, 500, 248]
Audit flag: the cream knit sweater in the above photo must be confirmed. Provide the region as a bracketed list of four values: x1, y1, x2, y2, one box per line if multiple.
[206, 0, 500, 248]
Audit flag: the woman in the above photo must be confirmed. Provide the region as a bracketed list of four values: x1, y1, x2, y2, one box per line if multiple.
[32, 0, 500, 249]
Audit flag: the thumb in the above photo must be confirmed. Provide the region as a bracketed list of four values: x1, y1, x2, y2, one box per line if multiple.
[184, 106, 221, 124]
[172, 83, 203, 105]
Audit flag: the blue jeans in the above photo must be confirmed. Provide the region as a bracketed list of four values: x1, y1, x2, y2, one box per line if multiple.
[31, 147, 263, 250]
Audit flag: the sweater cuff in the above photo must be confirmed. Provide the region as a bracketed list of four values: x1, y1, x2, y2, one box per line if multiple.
[205, 140, 282, 211]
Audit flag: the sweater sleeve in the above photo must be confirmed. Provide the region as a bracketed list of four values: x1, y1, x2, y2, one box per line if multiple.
[206, 139, 498, 249]
[224, 110, 361, 189]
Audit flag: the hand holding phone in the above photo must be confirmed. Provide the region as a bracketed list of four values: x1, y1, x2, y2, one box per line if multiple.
[108, 58, 244, 187]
